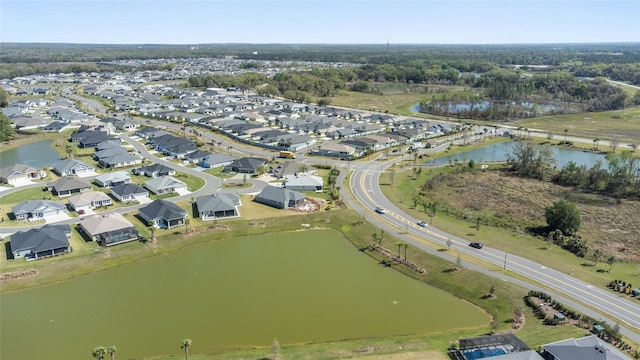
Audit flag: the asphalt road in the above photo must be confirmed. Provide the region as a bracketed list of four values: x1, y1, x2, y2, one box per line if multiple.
[344, 157, 640, 343]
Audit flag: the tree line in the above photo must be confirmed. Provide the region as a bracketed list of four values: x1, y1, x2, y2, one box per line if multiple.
[507, 141, 640, 198]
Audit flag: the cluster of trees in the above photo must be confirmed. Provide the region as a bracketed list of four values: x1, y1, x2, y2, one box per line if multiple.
[553, 152, 639, 196]
[574, 63, 640, 86]
[508, 142, 639, 197]
[187, 72, 268, 91]
[0, 89, 16, 142]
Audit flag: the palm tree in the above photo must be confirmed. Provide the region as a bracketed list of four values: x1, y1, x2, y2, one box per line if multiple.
[65, 144, 75, 159]
[563, 128, 568, 143]
[107, 346, 117, 360]
[227, 146, 233, 156]
[272, 338, 280, 360]
[184, 218, 190, 234]
[181, 339, 192, 360]
[92, 346, 107, 360]
[401, 242, 409, 260]
[631, 348, 640, 360]
[395, 241, 403, 257]
[148, 226, 156, 242]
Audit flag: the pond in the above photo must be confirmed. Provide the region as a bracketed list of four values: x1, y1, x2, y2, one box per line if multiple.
[0, 229, 488, 360]
[0, 140, 61, 168]
[423, 141, 610, 168]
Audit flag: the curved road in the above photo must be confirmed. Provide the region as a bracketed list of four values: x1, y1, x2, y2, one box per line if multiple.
[344, 156, 640, 343]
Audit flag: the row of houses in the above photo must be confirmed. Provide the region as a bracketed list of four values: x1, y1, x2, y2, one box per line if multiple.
[8, 183, 309, 261]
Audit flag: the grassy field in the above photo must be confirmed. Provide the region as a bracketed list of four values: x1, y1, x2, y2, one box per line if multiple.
[379, 164, 640, 287]
[516, 106, 640, 143]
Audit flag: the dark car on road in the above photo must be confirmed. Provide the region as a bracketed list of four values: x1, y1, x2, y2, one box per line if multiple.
[469, 242, 483, 249]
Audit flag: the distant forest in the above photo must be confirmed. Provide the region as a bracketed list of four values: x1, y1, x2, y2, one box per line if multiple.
[2, 43, 640, 113]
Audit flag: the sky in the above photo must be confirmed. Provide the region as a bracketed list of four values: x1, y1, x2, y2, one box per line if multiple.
[1, 0, 639, 45]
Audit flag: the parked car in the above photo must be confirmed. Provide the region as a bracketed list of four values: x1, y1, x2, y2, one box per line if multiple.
[417, 221, 428, 227]
[469, 242, 483, 249]
[375, 206, 386, 214]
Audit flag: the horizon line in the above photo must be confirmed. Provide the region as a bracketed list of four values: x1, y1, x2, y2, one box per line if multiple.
[3, 41, 640, 46]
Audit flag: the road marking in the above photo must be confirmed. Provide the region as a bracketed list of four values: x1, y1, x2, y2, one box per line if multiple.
[353, 169, 640, 328]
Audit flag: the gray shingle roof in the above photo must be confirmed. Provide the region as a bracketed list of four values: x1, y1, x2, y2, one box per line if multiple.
[139, 199, 187, 222]
[10, 224, 70, 255]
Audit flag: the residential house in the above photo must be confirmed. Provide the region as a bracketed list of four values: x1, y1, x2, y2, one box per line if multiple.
[95, 139, 123, 151]
[144, 176, 187, 195]
[183, 149, 212, 164]
[98, 153, 142, 169]
[541, 335, 630, 360]
[200, 154, 236, 169]
[68, 191, 112, 212]
[283, 174, 324, 192]
[135, 127, 170, 139]
[254, 185, 305, 209]
[77, 213, 140, 247]
[0, 164, 46, 185]
[10, 224, 71, 260]
[151, 134, 198, 158]
[41, 121, 72, 132]
[110, 183, 149, 203]
[11, 200, 67, 221]
[195, 193, 242, 221]
[94, 171, 132, 187]
[223, 157, 268, 174]
[138, 199, 187, 229]
[47, 177, 92, 197]
[270, 162, 316, 179]
[312, 143, 356, 159]
[70, 130, 113, 148]
[52, 159, 95, 177]
[93, 147, 129, 161]
[134, 163, 176, 178]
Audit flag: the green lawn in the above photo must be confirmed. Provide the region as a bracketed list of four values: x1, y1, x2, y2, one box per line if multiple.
[203, 166, 235, 178]
[174, 171, 205, 191]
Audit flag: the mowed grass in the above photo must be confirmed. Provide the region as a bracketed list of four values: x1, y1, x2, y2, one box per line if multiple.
[517, 106, 640, 143]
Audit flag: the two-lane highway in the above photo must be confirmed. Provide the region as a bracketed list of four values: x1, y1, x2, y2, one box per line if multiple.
[345, 157, 640, 343]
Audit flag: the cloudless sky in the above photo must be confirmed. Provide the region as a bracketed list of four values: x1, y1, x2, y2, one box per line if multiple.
[1, 0, 639, 44]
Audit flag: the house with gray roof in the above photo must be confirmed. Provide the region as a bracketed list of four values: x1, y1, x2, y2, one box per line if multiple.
[11, 200, 67, 222]
[93, 147, 129, 161]
[52, 159, 95, 177]
[42, 121, 72, 132]
[94, 171, 131, 188]
[47, 177, 92, 197]
[68, 191, 112, 212]
[270, 162, 316, 179]
[283, 174, 324, 192]
[144, 176, 187, 195]
[0, 164, 46, 185]
[254, 185, 305, 209]
[98, 153, 142, 169]
[200, 154, 236, 169]
[77, 213, 139, 247]
[138, 199, 187, 229]
[542, 335, 630, 360]
[195, 193, 241, 221]
[110, 183, 149, 203]
[135, 127, 170, 139]
[133, 163, 176, 178]
[223, 157, 268, 174]
[10, 224, 71, 260]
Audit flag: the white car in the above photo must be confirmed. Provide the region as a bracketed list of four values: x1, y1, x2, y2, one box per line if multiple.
[417, 221, 428, 227]
[375, 206, 386, 214]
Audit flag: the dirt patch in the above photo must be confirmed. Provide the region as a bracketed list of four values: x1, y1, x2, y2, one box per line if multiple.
[0, 269, 39, 282]
[429, 170, 640, 262]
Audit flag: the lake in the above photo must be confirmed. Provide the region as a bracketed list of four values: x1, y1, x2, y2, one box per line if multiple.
[0, 140, 61, 168]
[424, 141, 610, 168]
[0, 229, 489, 360]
